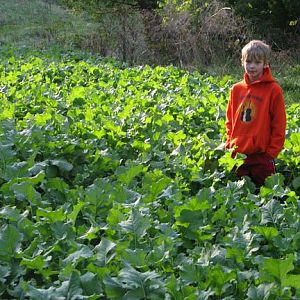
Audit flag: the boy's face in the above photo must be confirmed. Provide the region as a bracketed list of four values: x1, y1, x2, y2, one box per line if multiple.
[243, 58, 267, 82]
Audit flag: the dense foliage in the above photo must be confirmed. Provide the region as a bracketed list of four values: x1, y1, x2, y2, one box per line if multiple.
[223, 0, 300, 47]
[54, 0, 300, 66]
[224, 0, 300, 28]
[161, 0, 300, 48]
[0, 49, 299, 299]
[59, 0, 160, 11]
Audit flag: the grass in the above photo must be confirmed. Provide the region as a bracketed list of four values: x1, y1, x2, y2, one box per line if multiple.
[0, 0, 299, 105]
[0, 0, 98, 50]
[277, 66, 300, 105]
[206, 62, 300, 105]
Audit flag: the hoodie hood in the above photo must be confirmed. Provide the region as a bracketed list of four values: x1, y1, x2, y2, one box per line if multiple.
[244, 66, 275, 85]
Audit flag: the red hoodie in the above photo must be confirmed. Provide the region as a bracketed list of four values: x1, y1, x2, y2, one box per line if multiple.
[225, 67, 286, 158]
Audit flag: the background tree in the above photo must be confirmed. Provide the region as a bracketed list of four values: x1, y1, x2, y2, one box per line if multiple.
[56, 0, 299, 66]
[223, 0, 300, 48]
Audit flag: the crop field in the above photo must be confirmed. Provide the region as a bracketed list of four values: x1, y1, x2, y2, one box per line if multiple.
[0, 49, 299, 299]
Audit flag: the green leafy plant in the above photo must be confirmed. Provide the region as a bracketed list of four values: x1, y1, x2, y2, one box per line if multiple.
[0, 48, 299, 299]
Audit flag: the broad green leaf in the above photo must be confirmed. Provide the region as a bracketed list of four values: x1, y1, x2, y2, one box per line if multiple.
[115, 163, 146, 185]
[174, 195, 210, 228]
[292, 232, 300, 249]
[79, 225, 100, 241]
[5, 161, 28, 180]
[288, 132, 300, 152]
[123, 248, 147, 267]
[11, 182, 42, 205]
[0, 264, 10, 281]
[226, 247, 245, 264]
[103, 274, 125, 299]
[44, 177, 69, 192]
[261, 173, 286, 197]
[0, 143, 16, 163]
[179, 263, 204, 285]
[35, 112, 52, 126]
[36, 207, 66, 223]
[122, 289, 145, 300]
[80, 272, 103, 296]
[21, 255, 46, 271]
[112, 185, 141, 204]
[260, 199, 284, 225]
[166, 274, 184, 300]
[211, 204, 227, 223]
[0, 224, 21, 262]
[247, 283, 275, 300]
[282, 274, 300, 288]
[57, 271, 83, 300]
[197, 187, 214, 202]
[0, 206, 21, 222]
[106, 204, 125, 227]
[119, 208, 150, 246]
[119, 266, 160, 290]
[50, 221, 74, 240]
[142, 170, 172, 202]
[176, 209, 205, 229]
[68, 201, 85, 226]
[264, 173, 285, 188]
[292, 176, 300, 189]
[20, 171, 45, 185]
[85, 178, 114, 207]
[131, 140, 151, 152]
[50, 159, 73, 172]
[261, 254, 294, 283]
[94, 238, 116, 266]
[174, 195, 210, 219]
[68, 86, 86, 104]
[252, 226, 279, 240]
[25, 285, 62, 300]
[63, 244, 93, 265]
[218, 151, 245, 172]
[207, 265, 236, 295]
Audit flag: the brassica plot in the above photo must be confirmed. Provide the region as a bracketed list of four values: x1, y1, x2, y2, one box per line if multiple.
[0, 50, 299, 299]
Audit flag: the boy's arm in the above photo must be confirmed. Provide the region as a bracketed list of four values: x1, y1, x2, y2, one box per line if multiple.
[225, 91, 233, 149]
[265, 88, 286, 158]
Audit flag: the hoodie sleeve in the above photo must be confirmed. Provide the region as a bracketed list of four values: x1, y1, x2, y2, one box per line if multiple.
[265, 86, 286, 158]
[225, 89, 233, 149]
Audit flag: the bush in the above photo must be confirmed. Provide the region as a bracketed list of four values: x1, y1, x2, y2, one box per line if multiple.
[223, 0, 300, 49]
[141, 0, 250, 67]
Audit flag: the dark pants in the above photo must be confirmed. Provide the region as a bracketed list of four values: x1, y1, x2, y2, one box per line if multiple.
[236, 153, 275, 187]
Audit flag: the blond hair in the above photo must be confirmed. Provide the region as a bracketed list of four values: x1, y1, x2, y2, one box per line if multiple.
[241, 40, 271, 65]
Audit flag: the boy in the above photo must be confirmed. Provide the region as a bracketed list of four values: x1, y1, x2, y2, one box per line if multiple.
[225, 40, 286, 187]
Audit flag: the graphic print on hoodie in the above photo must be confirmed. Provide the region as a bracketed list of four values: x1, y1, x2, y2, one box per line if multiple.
[240, 99, 255, 122]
